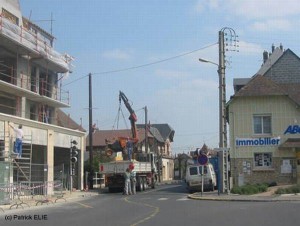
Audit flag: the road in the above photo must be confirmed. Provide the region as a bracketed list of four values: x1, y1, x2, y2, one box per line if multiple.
[1, 182, 299, 226]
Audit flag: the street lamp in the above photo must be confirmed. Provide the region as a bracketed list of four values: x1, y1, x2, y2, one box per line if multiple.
[198, 54, 227, 149]
[198, 58, 219, 67]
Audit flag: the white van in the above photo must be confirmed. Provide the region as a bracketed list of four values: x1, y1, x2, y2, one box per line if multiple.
[185, 163, 216, 193]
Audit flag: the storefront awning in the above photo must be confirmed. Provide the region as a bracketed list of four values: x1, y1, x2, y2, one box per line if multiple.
[279, 138, 300, 149]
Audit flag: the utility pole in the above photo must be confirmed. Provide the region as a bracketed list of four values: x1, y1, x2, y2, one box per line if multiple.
[218, 27, 238, 193]
[88, 73, 94, 189]
[144, 106, 148, 153]
[218, 27, 238, 148]
[199, 27, 238, 194]
[218, 30, 226, 148]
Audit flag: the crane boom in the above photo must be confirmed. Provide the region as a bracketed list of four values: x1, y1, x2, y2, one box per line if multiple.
[105, 91, 139, 155]
[119, 91, 138, 140]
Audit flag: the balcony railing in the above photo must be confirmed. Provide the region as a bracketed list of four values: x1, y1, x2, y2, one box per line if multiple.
[0, 14, 73, 72]
[0, 61, 70, 106]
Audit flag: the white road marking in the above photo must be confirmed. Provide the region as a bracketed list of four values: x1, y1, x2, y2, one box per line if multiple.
[158, 198, 169, 201]
[176, 197, 190, 201]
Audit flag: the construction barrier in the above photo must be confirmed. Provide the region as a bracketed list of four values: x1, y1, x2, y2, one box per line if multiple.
[0, 183, 14, 208]
[0, 180, 65, 210]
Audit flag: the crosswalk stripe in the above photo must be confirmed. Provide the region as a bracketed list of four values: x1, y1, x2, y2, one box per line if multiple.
[177, 197, 190, 201]
[158, 198, 169, 201]
[156, 197, 190, 201]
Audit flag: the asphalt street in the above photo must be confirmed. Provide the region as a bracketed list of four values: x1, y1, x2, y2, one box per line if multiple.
[1, 182, 299, 226]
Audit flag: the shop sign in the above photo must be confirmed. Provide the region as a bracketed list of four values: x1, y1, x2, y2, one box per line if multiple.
[236, 137, 280, 146]
[284, 125, 300, 134]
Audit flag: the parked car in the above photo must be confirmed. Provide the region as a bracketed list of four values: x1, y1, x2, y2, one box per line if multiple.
[185, 163, 216, 193]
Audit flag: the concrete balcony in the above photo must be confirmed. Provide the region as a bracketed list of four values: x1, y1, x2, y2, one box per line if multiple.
[0, 15, 73, 73]
[0, 71, 70, 108]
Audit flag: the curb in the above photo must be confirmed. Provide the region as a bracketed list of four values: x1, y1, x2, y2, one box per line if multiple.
[188, 193, 300, 202]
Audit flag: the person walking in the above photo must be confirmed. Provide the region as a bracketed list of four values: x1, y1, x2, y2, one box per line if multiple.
[130, 170, 136, 195]
[124, 168, 132, 195]
[9, 123, 24, 158]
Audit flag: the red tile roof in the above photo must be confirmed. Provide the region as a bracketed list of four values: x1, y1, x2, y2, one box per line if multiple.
[86, 128, 153, 147]
[56, 109, 86, 132]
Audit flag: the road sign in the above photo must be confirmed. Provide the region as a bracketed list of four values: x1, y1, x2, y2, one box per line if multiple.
[198, 154, 208, 165]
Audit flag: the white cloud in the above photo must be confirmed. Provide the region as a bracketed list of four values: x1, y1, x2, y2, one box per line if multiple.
[147, 78, 219, 149]
[208, 0, 219, 9]
[154, 78, 218, 109]
[195, 0, 220, 12]
[194, 0, 300, 26]
[250, 19, 292, 31]
[155, 69, 191, 79]
[238, 41, 264, 55]
[229, 0, 300, 19]
[195, 0, 204, 13]
[101, 49, 133, 60]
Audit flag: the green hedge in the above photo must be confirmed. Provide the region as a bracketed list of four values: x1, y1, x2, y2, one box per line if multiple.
[275, 185, 300, 194]
[231, 183, 268, 195]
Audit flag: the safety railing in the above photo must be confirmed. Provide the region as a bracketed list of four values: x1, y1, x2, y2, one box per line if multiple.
[0, 14, 73, 72]
[0, 181, 65, 210]
[0, 183, 12, 212]
[0, 61, 70, 106]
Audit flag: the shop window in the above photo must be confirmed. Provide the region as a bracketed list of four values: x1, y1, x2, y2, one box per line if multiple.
[253, 115, 271, 135]
[254, 153, 272, 168]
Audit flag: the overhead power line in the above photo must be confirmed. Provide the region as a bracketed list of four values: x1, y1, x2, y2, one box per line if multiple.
[63, 42, 218, 87]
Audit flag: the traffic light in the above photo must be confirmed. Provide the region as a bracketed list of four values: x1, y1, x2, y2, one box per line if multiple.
[70, 140, 78, 163]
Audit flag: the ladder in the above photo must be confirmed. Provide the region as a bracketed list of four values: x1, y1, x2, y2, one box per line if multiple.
[0, 132, 32, 183]
[222, 149, 229, 193]
[217, 148, 230, 194]
[12, 136, 32, 183]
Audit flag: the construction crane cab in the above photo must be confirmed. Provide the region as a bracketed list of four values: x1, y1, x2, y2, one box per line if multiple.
[105, 91, 139, 158]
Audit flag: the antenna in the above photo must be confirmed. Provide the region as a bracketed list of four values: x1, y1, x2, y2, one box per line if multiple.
[30, 12, 55, 35]
[50, 12, 53, 35]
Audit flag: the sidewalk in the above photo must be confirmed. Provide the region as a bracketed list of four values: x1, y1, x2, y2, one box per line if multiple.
[188, 185, 300, 202]
[0, 190, 100, 213]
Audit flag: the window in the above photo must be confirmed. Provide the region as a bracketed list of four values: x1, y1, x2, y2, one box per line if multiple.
[199, 166, 208, 174]
[253, 115, 271, 134]
[189, 167, 198, 175]
[254, 153, 272, 168]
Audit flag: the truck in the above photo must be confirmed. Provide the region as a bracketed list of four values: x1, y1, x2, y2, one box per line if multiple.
[100, 91, 157, 192]
[100, 153, 157, 192]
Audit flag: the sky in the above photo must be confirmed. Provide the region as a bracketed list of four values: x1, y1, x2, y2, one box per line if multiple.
[20, 0, 300, 154]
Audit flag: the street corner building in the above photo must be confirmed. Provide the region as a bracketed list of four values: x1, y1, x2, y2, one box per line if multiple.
[0, 0, 85, 197]
[228, 44, 300, 186]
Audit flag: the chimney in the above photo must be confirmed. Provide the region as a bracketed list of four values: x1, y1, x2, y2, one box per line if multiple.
[263, 51, 269, 63]
[280, 43, 283, 51]
[272, 44, 275, 52]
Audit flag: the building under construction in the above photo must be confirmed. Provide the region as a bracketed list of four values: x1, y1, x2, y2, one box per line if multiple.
[0, 0, 85, 200]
